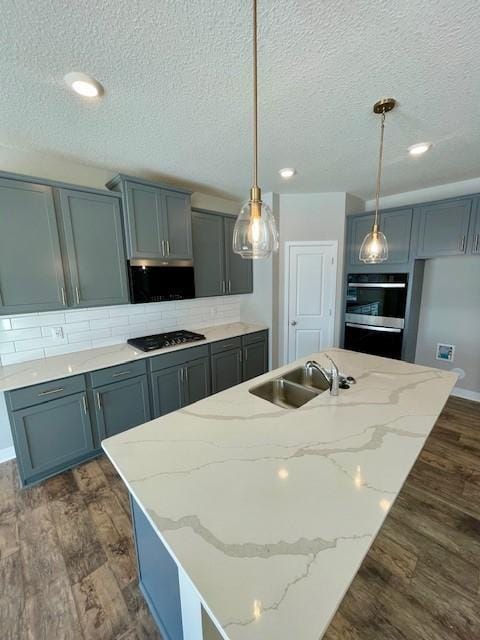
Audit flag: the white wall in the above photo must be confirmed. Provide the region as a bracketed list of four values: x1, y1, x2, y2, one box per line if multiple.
[277, 193, 349, 362]
[415, 256, 480, 398]
[364, 176, 480, 211]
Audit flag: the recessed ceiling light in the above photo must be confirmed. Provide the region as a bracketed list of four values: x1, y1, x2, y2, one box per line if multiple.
[278, 167, 296, 179]
[64, 72, 103, 98]
[408, 142, 432, 156]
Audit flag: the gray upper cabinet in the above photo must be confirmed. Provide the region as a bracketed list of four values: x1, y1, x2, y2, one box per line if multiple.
[124, 181, 164, 258]
[192, 211, 225, 297]
[470, 199, 480, 254]
[162, 191, 192, 259]
[349, 209, 413, 265]
[93, 375, 151, 440]
[107, 175, 193, 260]
[0, 177, 66, 313]
[416, 199, 472, 258]
[58, 189, 129, 307]
[224, 216, 254, 294]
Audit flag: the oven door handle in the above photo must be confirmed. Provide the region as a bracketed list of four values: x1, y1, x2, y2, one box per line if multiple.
[346, 323, 402, 333]
[347, 282, 406, 289]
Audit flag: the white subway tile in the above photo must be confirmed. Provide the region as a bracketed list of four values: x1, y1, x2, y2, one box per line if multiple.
[0, 342, 15, 355]
[44, 341, 93, 357]
[12, 313, 65, 329]
[2, 349, 45, 365]
[108, 304, 145, 318]
[89, 317, 125, 330]
[0, 328, 42, 343]
[0, 318, 11, 331]
[91, 336, 123, 348]
[68, 329, 111, 343]
[14, 336, 68, 352]
[65, 308, 109, 323]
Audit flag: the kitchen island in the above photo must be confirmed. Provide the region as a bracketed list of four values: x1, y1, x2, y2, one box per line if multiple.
[102, 348, 457, 640]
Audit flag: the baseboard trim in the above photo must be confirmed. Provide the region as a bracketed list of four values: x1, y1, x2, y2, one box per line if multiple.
[0, 446, 15, 464]
[451, 387, 480, 403]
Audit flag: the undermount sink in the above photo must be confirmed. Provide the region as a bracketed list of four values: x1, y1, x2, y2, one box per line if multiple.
[249, 378, 318, 409]
[282, 365, 330, 392]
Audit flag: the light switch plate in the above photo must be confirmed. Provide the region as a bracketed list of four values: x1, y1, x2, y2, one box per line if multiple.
[51, 326, 65, 340]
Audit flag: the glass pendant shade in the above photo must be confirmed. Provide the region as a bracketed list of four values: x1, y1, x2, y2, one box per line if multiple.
[359, 225, 388, 263]
[233, 198, 278, 259]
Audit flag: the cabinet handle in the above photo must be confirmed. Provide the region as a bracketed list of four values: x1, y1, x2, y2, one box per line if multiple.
[239, 350, 242, 362]
[184, 367, 188, 384]
[38, 387, 64, 397]
[460, 235, 466, 252]
[166, 240, 170, 255]
[221, 281, 226, 294]
[228, 280, 232, 294]
[82, 394, 88, 415]
[244, 348, 248, 361]
[75, 286, 80, 305]
[475, 234, 479, 252]
[112, 370, 130, 377]
[161, 240, 165, 256]
[96, 392, 101, 410]
[61, 287, 66, 306]
[180, 368, 184, 383]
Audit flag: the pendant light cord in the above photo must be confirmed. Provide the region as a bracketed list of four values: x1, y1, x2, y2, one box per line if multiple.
[252, 0, 258, 189]
[374, 111, 386, 228]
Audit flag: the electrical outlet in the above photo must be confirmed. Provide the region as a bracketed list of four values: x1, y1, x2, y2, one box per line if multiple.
[51, 326, 64, 340]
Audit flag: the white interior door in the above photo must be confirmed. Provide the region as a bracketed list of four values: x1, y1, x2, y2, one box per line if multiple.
[286, 242, 337, 362]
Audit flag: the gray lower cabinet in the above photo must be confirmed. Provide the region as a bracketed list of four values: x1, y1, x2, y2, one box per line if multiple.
[192, 210, 253, 297]
[243, 338, 268, 381]
[191, 211, 225, 297]
[93, 375, 151, 440]
[211, 348, 243, 394]
[416, 199, 473, 258]
[151, 356, 211, 418]
[131, 496, 184, 640]
[11, 392, 93, 486]
[349, 209, 413, 265]
[0, 177, 66, 314]
[58, 189, 129, 307]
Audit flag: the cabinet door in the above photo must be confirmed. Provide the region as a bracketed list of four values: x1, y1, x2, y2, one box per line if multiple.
[150, 365, 183, 418]
[0, 178, 66, 313]
[192, 211, 226, 297]
[417, 199, 472, 258]
[59, 189, 129, 307]
[211, 348, 242, 394]
[243, 340, 268, 381]
[184, 357, 211, 406]
[350, 209, 413, 265]
[11, 392, 93, 484]
[94, 375, 151, 440]
[124, 181, 165, 258]
[161, 191, 193, 259]
[470, 200, 480, 254]
[224, 216, 253, 294]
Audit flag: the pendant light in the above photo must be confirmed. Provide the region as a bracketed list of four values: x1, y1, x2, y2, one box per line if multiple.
[359, 98, 396, 264]
[233, 0, 279, 260]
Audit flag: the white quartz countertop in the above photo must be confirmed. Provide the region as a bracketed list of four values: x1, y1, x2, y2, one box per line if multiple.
[0, 322, 266, 392]
[102, 348, 457, 640]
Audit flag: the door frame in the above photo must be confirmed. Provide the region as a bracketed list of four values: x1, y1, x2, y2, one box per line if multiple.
[282, 240, 338, 364]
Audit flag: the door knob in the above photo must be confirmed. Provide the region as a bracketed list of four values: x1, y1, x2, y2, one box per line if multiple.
[290, 320, 297, 326]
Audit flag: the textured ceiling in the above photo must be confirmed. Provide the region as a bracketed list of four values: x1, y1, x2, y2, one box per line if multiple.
[1, 0, 480, 201]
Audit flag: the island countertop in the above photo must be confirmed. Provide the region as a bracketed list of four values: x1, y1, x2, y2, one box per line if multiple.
[102, 348, 457, 640]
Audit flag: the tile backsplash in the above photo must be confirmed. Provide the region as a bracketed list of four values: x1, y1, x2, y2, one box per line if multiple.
[0, 297, 242, 366]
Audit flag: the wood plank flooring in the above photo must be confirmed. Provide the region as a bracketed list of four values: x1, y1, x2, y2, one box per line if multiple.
[0, 396, 479, 639]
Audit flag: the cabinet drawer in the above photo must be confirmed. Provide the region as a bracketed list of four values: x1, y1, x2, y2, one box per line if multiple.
[149, 344, 209, 372]
[242, 330, 267, 346]
[7, 375, 86, 411]
[89, 359, 146, 387]
[210, 336, 242, 354]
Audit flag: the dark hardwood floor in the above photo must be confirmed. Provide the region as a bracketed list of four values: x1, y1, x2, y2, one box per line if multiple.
[0, 396, 479, 639]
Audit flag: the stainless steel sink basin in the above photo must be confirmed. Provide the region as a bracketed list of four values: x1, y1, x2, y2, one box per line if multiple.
[249, 378, 318, 409]
[282, 366, 330, 392]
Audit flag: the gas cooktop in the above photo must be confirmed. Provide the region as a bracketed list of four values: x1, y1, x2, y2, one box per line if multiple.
[127, 330, 206, 352]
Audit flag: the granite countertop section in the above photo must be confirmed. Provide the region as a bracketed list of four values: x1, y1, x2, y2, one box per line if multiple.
[102, 348, 457, 640]
[0, 322, 267, 392]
